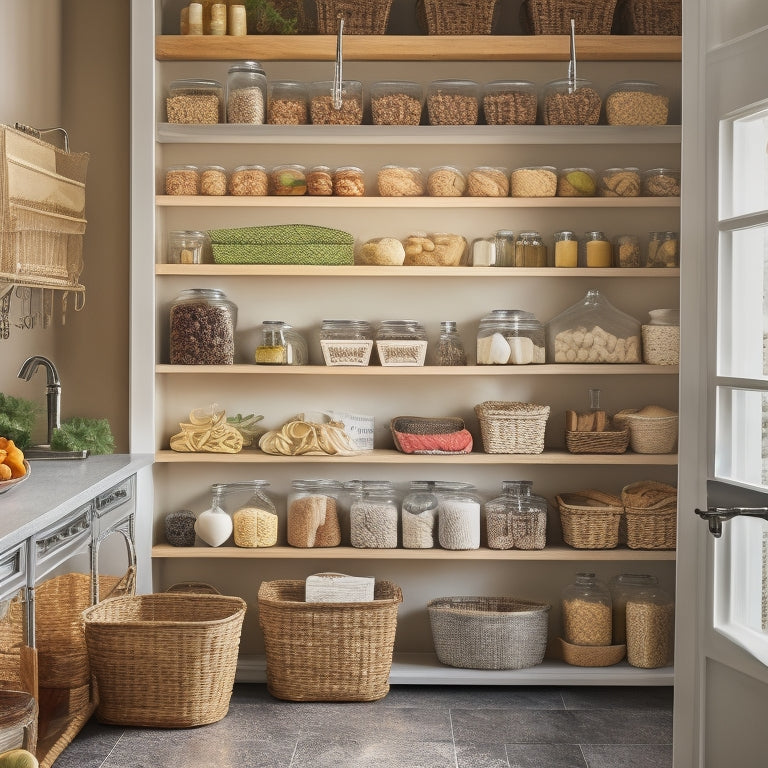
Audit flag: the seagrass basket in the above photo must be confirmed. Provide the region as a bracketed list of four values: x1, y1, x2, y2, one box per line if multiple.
[557, 637, 626, 667]
[315, 0, 394, 34]
[0, 690, 37, 754]
[615, 409, 678, 454]
[614, 0, 681, 34]
[83, 593, 246, 727]
[416, 0, 501, 35]
[557, 489, 623, 549]
[621, 480, 677, 550]
[520, 0, 619, 34]
[475, 401, 550, 454]
[565, 428, 629, 454]
[428, 596, 550, 670]
[258, 579, 402, 702]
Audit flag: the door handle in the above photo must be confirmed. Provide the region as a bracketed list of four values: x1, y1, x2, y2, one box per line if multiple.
[695, 507, 768, 538]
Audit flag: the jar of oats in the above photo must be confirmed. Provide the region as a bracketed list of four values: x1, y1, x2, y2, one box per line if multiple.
[482, 80, 537, 125]
[427, 166, 466, 196]
[226, 60, 267, 124]
[167, 78, 224, 124]
[267, 80, 308, 125]
[509, 166, 557, 198]
[307, 165, 333, 196]
[561, 572, 613, 646]
[199, 165, 228, 196]
[377, 165, 424, 197]
[287, 479, 343, 548]
[605, 80, 669, 126]
[370, 80, 424, 126]
[333, 166, 366, 196]
[467, 166, 509, 197]
[625, 583, 674, 668]
[609, 573, 659, 644]
[309, 80, 363, 125]
[643, 168, 681, 197]
[542, 77, 602, 126]
[232, 481, 278, 548]
[642, 308, 680, 365]
[350, 481, 399, 549]
[228, 164, 268, 196]
[426, 79, 480, 126]
[165, 164, 200, 195]
[484, 480, 547, 550]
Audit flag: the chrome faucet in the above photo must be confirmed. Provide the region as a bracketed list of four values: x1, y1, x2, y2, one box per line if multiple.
[18, 355, 61, 446]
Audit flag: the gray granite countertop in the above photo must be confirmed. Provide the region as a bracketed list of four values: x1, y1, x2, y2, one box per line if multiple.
[0, 454, 153, 553]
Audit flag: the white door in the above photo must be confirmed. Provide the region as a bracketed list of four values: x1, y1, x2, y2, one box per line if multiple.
[676, 2, 768, 766]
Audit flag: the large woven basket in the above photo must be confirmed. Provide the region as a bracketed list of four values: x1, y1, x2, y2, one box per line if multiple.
[258, 579, 402, 702]
[428, 596, 550, 670]
[557, 489, 623, 549]
[416, 0, 501, 35]
[83, 593, 246, 727]
[621, 480, 677, 550]
[475, 401, 550, 454]
[520, 0, 619, 34]
[614, 0, 681, 34]
[315, 0, 394, 34]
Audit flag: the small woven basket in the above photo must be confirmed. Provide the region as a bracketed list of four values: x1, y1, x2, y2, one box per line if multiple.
[557, 490, 623, 549]
[390, 416, 472, 455]
[315, 0, 394, 34]
[475, 401, 550, 454]
[565, 428, 629, 454]
[428, 596, 550, 670]
[520, 0, 619, 34]
[614, 0, 681, 34]
[621, 480, 677, 550]
[83, 593, 246, 727]
[622, 413, 678, 454]
[258, 579, 402, 702]
[416, 0, 501, 35]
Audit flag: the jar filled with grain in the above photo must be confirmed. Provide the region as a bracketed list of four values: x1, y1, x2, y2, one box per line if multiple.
[612, 234, 641, 267]
[625, 582, 674, 668]
[427, 79, 480, 126]
[467, 166, 509, 197]
[232, 481, 278, 548]
[350, 481, 399, 549]
[642, 308, 680, 365]
[646, 231, 679, 267]
[402, 481, 440, 549]
[554, 231, 578, 268]
[267, 80, 308, 125]
[377, 166, 424, 197]
[476, 309, 546, 365]
[269, 164, 307, 195]
[255, 320, 308, 365]
[169, 288, 237, 365]
[510, 166, 558, 198]
[306, 165, 333, 196]
[319, 319, 374, 366]
[427, 166, 466, 197]
[598, 167, 642, 197]
[165, 164, 200, 195]
[643, 168, 681, 197]
[514, 231, 547, 267]
[436, 320, 467, 366]
[333, 166, 366, 197]
[167, 230, 207, 264]
[287, 479, 343, 548]
[309, 80, 364, 125]
[580, 231, 612, 268]
[199, 164, 228, 196]
[542, 78, 602, 126]
[484, 480, 548, 550]
[482, 80, 537, 125]
[337, 479, 363, 545]
[605, 80, 669, 126]
[557, 168, 598, 197]
[228, 164, 268, 196]
[609, 573, 659, 644]
[226, 61, 267, 124]
[167, 78, 224, 124]
[437, 483, 481, 550]
[561, 572, 613, 646]
[370, 81, 424, 126]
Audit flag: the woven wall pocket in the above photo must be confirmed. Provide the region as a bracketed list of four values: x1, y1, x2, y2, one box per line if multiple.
[556, 489, 623, 549]
[390, 416, 473, 455]
[305, 573, 376, 603]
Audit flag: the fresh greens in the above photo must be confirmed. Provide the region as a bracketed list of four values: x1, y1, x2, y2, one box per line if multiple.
[51, 418, 115, 455]
[0, 393, 39, 450]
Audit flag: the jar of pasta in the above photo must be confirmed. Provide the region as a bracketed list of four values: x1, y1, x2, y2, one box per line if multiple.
[561, 572, 612, 646]
[232, 481, 278, 548]
[286, 479, 342, 548]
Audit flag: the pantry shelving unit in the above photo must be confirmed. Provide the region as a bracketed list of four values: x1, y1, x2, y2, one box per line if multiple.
[132, 6, 681, 685]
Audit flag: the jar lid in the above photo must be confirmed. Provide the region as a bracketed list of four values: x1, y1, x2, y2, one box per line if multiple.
[169, 78, 223, 91]
[169, 229, 206, 237]
[166, 164, 199, 172]
[484, 79, 536, 90]
[232, 164, 266, 172]
[228, 60, 266, 75]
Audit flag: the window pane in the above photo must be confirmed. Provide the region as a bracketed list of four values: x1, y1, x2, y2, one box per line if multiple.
[722, 107, 768, 219]
[715, 387, 767, 487]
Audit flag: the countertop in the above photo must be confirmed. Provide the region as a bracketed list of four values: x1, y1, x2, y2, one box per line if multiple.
[0, 454, 153, 552]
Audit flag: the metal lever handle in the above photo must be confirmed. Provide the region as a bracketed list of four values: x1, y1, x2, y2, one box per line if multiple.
[695, 506, 768, 538]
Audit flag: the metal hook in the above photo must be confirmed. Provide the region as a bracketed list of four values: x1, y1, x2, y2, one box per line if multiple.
[14, 123, 70, 152]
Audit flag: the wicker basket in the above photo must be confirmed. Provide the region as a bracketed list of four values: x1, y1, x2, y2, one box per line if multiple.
[565, 428, 629, 454]
[557, 489, 623, 549]
[258, 579, 402, 702]
[520, 0, 619, 34]
[619, 411, 678, 454]
[557, 637, 626, 667]
[390, 416, 473, 455]
[621, 480, 677, 550]
[416, 0, 501, 35]
[83, 593, 246, 727]
[428, 596, 550, 670]
[475, 401, 550, 454]
[614, 0, 681, 34]
[315, 0, 394, 34]
[0, 690, 37, 754]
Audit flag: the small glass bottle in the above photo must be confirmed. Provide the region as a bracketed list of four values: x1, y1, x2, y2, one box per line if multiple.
[514, 231, 547, 267]
[626, 582, 674, 668]
[609, 573, 659, 644]
[232, 481, 278, 548]
[286, 479, 342, 548]
[226, 61, 267, 124]
[484, 480, 548, 550]
[437, 321, 467, 366]
[437, 483, 481, 550]
[401, 481, 440, 549]
[581, 231, 612, 268]
[169, 288, 236, 365]
[255, 320, 288, 365]
[553, 231, 578, 268]
[350, 481, 399, 548]
[493, 230, 516, 267]
[561, 572, 613, 646]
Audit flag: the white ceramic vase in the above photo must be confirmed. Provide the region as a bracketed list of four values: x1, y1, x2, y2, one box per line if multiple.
[194, 505, 233, 547]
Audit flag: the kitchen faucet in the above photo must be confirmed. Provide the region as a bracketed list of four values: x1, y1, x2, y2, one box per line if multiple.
[17, 355, 61, 448]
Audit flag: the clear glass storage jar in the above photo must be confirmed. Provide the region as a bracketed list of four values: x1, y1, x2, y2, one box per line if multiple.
[554, 231, 578, 267]
[333, 166, 366, 196]
[226, 60, 267, 124]
[612, 234, 641, 267]
[476, 309, 546, 365]
[426, 79, 480, 126]
[557, 168, 598, 197]
[427, 166, 466, 197]
[199, 164, 228, 196]
[377, 165, 424, 197]
[164, 508, 196, 547]
[509, 166, 558, 198]
[484, 480, 548, 550]
[646, 231, 680, 267]
[436, 320, 467, 366]
[269, 164, 307, 195]
[546, 289, 642, 364]
[643, 168, 681, 197]
[580, 231, 612, 268]
[467, 166, 509, 197]
[482, 80, 537, 125]
[437, 482, 481, 550]
[605, 80, 669, 126]
[267, 80, 308, 125]
[493, 230, 516, 267]
[401, 480, 440, 549]
[165, 164, 200, 195]
[375, 320, 428, 366]
[228, 164, 268, 196]
[286, 479, 343, 547]
[350, 481, 399, 548]
[598, 167, 641, 197]
[319, 319, 374, 366]
[306, 165, 333, 196]
[609, 573, 659, 644]
[642, 308, 680, 365]
[561, 572, 613, 646]
[625, 581, 674, 668]
[309, 80, 363, 125]
[254, 320, 308, 365]
[169, 288, 236, 365]
[514, 231, 547, 267]
[167, 78, 224, 124]
[232, 480, 278, 547]
[167, 230, 206, 264]
[370, 81, 424, 126]
[542, 77, 602, 126]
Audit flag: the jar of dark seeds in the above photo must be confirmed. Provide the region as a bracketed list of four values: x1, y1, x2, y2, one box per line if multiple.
[169, 288, 237, 365]
[165, 508, 197, 546]
[436, 320, 467, 365]
[482, 80, 538, 125]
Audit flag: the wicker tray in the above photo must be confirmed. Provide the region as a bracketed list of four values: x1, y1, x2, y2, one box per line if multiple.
[258, 579, 402, 702]
[428, 596, 550, 670]
[621, 480, 677, 550]
[83, 593, 246, 727]
[520, 0, 618, 34]
[565, 428, 629, 454]
[614, 0, 681, 34]
[557, 637, 626, 667]
[475, 401, 550, 454]
[557, 489, 623, 549]
[390, 416, 473, 455]
[315, 0, 394, 34]
[416, 0, 500, 35]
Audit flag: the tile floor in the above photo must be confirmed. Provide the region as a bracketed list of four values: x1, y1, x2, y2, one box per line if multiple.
[54, 683, 673, 768]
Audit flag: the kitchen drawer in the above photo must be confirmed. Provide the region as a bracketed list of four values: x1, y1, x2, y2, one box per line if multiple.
[94, 475, 134, 519]
[0, 541, 26, 604]
[34, 503, 92, 582]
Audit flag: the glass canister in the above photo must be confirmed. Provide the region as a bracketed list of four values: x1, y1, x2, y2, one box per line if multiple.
[199, 165, 228, 196]
[427, 166, 466, 197]
[467, 166, 509, 197]
[309, 80, 364, 125]
[561, 572, 613, 646]
[437, 482, 481, 550]
[167, 230, 206, 264]
[605, 80, 670, 126]
[377, 166, 424, 197]
[426, 79, 480, 126]
[337, 479, 363, 545]
[333, 166, 366, 197]
[612, 234, 641, 267]
[268, 164, 307, 195]
[598, 167, 641, 197]
[370, 80, 424, 126]
[164, 508, 196, 547]
[254, 320, 307, 365]
[401, 481, 440, 549]
[169, 288, 237, 365]
[554, 231, 578, 268]
[643, 168, 681, 197]
[546, 289, 642, 364]
[320, 319, 374, 366]
[167, 78, 224, 124]
[514, 231, 547, 267]
[232, 481, 278, 547]
[580, 231, 612, 268]
[646, 231, 680, 267]
[557, 168, 598, 197]
[228, 164, 268, 196]
[642, 308, 680, 365]
[306, 165, 333, 196]
[626, 582, 675, 668]
[226, 61, 267, 124]
[375, 320, 428, 366]
[609, 573, 659, 644]
[436, 320, 467, 366]
[471, 236, 496, 266]
[509, 167, 558, 198]
[350, 481, 399, 548]
[493, 230, 516, 267]
[194, 484, 233, 547]
[267, 80, 308, 125]
[477, 309, 546, 365]
[484, 480, 548, 550]
[482, 80, 537, 125]
[286, 479, 342, 548]
[542, 77, 602, 126]
[165, 164, 200, 195]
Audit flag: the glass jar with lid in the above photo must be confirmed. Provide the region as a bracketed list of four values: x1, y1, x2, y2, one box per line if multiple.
[286, 479, 342, 548]
[333, 166, 366, 197]
[169, 288, 236, 365]
[267, 80, 308, 125]
[467, 166, 509, 197]
[436, 482, 481, 550]
[377, 166, 424, 197]
[625, 581, 674, 668]
[370, 81, 424, 126]
[375, 320, 428, 366]
[199, 165, 228, 196]
[598, 167, 642, 197]
[306, 165, 333, 196]
[643, 168, 681, 197]
[642, 309, 680, 365]
[482, 80, 537, 125]
[402, 480, 440, 549]
[553, 231, 578, 268]
[426, 79, 480, 126]
[269, 164, 307, 195]
[350, 481, 399, 549]
[605, 80, 669, 126]
[612, 234, 641, 267]
[476, 309, 546, 365]
[561, 572, 612, 646]
[580, 231, 612, 268]
[228, 164, 268, 196]
[167, 230, 206, 264]
[165, 164, 200, 195]
[320, 319, 374, 366]
[484, 480, 548, 550]
[646, 231, 680, 267]
[557, 168, 598, 197]
[309, 80, 364, 125]
[509, 167, 558, 198]
[167, 78, 224, 124]
[226, 61, 267, 124]
[436, 320, 467, 366]
[608, 573, 659, 644]
[514, 231, 547, 267]
[493, 230, 516, 267]
[164, 508, 196, 547]
[542, 77, 602, 126]
[230, 481, 278, 548]
[546, 289, 642, 363]
[254, 320, 307, 365]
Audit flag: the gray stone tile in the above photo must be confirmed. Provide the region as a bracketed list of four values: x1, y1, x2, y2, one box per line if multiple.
[580, 743, 673, 768]
[51, 718, 124, 768]
[290, 736, 456, 768]
[505, 743, 589, 768]
[384, 684, 565, 710]
[455, 741, 511, 768]
[561, 686, 673, 712]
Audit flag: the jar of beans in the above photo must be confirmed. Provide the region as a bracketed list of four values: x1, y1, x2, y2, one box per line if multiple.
[370, 80, 424, 126]
[542, 77, 602, 126]
[561, 572, 612, 646]
[226, 60, 267, 124]
[484, 480, 547, 550]
[426, 79, 480, 126]
[287, 479, 342, 548]
[169, 288, 237, 365]
[167, 78, 224, 124]
[267, 80, 308, 125]
[232, 481, 278, 548]
[350, 481, 399, 549]
[402, 481, 440, 549]
[436, 482, 481, 550]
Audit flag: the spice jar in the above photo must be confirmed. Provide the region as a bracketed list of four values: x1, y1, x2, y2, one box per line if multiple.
[226, 61, 267, 124]
[333, 166, 366, 197]
[375, 320, 428, 366]
[484, 480, 548, 550]
[609, 573, 659, 644]
[306, 165, 333, 196]
[309, 80, 364, 125]
[254, 320, 307, 365]
[286, 479, 342, 548]
[427, 79, 480, 125]
[580, 231, 612, 268]
[476, 309, 546, 365]
[199, 165, 228, 196]
[165, 164, 200, 195]
[232, 481, 278, 547]
[436, 321, 467, 366]
[169, 288, 236, 365]
[605, 80, 669, 126]
[642, 308, 680, 365]
[437, 483, 481, 550]
[612, 234, 641, 267]
[167, 78, 224, 124]
[319, 319, 374, 366]
[164, 509, 197, 547]
[554, 231, 578, 268]
[482, 80, 537, 125]
[561, 572, 612, 646]
[267, 80, 308, 125]
[167, 230, 206, 264]
[542, 77, 602, 126]
[514, 231, 547, 267]
[646, 231, 679, 267]
[228, 164, 268, 196]
[626, 581, 674, 668]
[350, 481, 399, 549]
[401, 481, 440, 549]
[370, 81, 424, 126]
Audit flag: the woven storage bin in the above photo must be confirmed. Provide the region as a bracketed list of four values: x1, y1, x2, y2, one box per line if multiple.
[520, 0, 618, 34]
[416, 0, 501, 35]
[258, 579, 402, 702]
[475, 401, 550, 454]
[621, 480, 677, 550]
[621, 411, 678, 454]
[428, 596, 550, 670]
[615, 0, 681, 34]
[315, 0, 394, 34]
[83, 593, 246, 727]
[0, 690, 37, 754]
[390, 416, 473, 455]
[565, 428, 629, 454]
[557, 637, 626, 667]
[557, 490, 623, 549]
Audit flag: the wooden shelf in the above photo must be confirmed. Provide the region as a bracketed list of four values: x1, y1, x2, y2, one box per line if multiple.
[156, 35, 682, 62]
[153, 544, 675, 560]
[154, 449, 678, 465]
